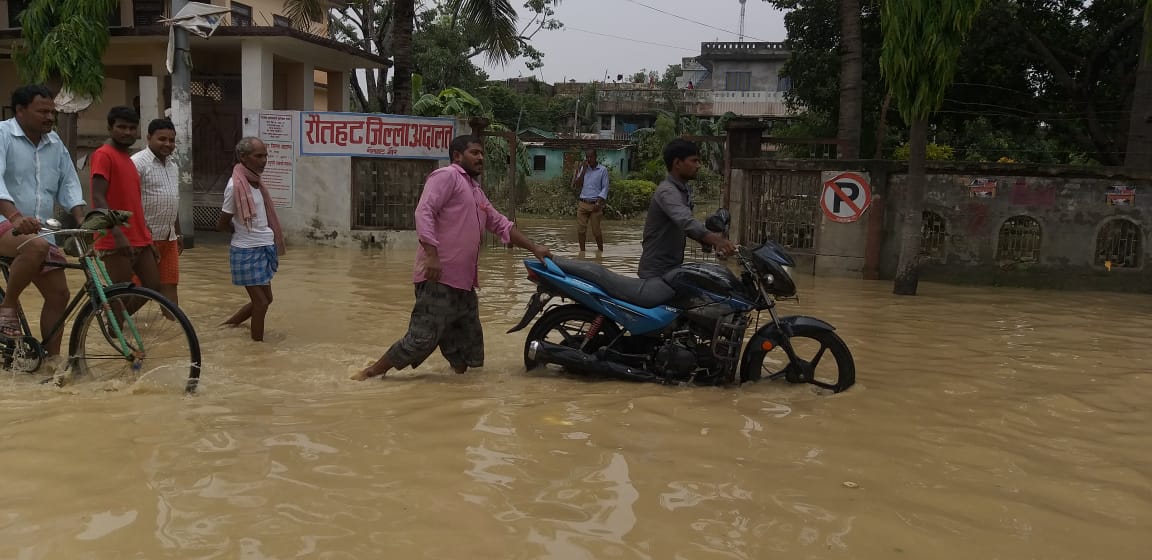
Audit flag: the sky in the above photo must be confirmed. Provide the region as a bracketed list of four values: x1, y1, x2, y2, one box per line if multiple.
[480, 0, 789, 83]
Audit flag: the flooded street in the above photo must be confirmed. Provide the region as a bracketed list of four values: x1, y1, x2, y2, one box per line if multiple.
[2, 219, 1150, 559]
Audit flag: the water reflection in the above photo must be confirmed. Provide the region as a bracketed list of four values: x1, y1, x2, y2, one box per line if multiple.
[1, 219, 1150, 559]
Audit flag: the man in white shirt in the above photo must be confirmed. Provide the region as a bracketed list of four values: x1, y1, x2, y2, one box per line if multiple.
[0, 84, 89, 356]
[131, 118, 182, 306]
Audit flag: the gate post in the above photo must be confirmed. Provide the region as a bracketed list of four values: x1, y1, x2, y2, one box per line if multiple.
[725, 118, 769, 244]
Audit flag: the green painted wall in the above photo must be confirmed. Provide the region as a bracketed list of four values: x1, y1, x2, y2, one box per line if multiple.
[526, 146, 630, 181]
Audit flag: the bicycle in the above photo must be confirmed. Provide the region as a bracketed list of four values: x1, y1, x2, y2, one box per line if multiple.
[0, 211, 201, 393]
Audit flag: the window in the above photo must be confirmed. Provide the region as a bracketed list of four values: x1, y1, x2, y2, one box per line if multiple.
[107, 1, 123, 27]
[133, 0, 164, 26]
[1095, 219, 1141, 268]
[6, 0, 29, 28]
[273, 14, 292, 28]
[352, 158, 438, 230]
[190, 80, 223, 102]
[777, 76, 793, 93]
[231, 2, 253, 26]
[920, 211, 947, 261]
[996, 216, 1042, 262]
[532, 155, 547, 172]
[725, 71, 752, 91]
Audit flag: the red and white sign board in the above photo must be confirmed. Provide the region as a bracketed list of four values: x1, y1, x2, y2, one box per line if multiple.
[820, 171, 873, 223]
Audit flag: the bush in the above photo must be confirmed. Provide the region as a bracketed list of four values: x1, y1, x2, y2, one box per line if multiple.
[607, 179, 658, 218]
[893, 142, 955, 161]
[519, 177, 659, 220]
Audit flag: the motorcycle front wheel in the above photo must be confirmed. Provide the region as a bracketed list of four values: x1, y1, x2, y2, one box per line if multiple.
[740, 324, 855, 393]
[523, 305, 621, 371]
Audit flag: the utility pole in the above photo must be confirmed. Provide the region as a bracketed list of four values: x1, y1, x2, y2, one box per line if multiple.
[170, 0, 196, 248]
[573, 98, 580, 136]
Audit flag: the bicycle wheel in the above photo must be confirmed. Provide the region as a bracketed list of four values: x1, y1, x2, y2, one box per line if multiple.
[68, 286, 202, 393]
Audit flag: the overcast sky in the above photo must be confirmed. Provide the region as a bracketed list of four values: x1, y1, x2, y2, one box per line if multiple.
[480, 0, 789, 82]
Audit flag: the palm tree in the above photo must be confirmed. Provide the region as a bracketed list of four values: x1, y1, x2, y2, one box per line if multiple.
[837, 0, 863, 159]
[11, 0, 119, 154]
[392, 0, 554, 115]
[880, 0, 982, 295]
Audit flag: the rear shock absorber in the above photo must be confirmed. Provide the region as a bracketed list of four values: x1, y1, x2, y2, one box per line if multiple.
[585, 315, 606, 341]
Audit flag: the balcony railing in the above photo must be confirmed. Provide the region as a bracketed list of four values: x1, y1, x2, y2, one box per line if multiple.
[595, 89, 791, 118]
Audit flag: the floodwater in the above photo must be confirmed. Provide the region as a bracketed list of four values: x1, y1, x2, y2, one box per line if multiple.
[2, 219, 1150, 559]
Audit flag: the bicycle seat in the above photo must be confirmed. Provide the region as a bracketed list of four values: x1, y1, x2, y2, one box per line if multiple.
[551, 257, 676, 308]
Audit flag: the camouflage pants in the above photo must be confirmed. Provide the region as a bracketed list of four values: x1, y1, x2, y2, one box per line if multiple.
[385, 281, 484, 371]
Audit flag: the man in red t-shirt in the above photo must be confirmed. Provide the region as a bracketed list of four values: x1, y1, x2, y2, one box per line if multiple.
[90, 106, 161, 292]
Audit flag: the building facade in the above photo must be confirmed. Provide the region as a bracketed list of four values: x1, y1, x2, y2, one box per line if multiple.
[0, 0, 394, 244]
[595, 42, 793, 140]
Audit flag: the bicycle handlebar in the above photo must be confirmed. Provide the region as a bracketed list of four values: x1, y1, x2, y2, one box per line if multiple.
[16, 228, 96, 252]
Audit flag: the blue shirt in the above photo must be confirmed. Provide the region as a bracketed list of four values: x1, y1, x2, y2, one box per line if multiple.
[0, 118, 86, 224]
[578, 164, 610, 201]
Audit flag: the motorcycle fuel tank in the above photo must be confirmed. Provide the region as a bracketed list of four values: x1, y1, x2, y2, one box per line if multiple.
[662, 263, 749, 304]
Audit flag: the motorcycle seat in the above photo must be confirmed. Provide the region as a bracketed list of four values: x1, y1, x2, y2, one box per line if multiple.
[552, 257, 676, 308]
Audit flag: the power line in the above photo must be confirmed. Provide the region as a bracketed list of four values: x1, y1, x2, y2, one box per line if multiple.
[621, 0, 770, 43]
[564, 26, 699, 52]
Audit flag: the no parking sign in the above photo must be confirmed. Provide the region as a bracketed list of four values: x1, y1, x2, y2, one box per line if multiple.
[820, 171, 873, 223]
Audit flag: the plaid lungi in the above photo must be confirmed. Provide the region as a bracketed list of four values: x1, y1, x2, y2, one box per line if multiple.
[229, 245, 278, 286]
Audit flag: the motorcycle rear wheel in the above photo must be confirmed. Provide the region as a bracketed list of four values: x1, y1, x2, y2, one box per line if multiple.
[523, 305, 621, 371]
[740, 324, 855, 393]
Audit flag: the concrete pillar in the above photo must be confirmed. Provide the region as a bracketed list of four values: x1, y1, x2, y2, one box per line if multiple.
[610, 114, 616, 136]
[285, 63, 315, 111]
[326, 70, 350, 112]
[241, 39, 274, 109]
[724, 118, 769, 244]
[137, 76, 162, 149]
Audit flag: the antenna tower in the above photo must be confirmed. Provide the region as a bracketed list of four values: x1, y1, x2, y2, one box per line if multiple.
[738, 0, 748, 42]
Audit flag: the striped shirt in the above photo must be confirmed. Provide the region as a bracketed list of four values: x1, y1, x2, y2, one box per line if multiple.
[131, 148, 179, 240]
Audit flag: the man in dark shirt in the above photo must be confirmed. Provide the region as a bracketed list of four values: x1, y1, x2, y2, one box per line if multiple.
[638, 139, 736, 278]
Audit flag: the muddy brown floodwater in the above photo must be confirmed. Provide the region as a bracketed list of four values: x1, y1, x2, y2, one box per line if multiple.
[2, 219, 1150, 559]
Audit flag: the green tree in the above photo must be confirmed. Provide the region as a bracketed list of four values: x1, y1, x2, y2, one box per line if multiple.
[11, 0, 119, 151]
[880, 0, 982, 296]
[413, 87, 486, 117]
[391, 0, 562, 115]
[768, 0, 1146, 164]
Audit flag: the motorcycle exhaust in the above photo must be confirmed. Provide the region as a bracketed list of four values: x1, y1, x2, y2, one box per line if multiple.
[528, 341, 661, 383]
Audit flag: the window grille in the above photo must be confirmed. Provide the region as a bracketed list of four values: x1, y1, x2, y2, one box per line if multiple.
[920, 211, 947, 260]
[1094, 219, 1141, 268]
[996, 216, 1042, 262]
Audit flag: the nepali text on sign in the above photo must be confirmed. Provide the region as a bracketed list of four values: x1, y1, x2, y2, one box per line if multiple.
[300, 112, 455, 159]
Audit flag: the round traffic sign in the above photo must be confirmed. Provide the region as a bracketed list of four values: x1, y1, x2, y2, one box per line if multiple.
[820, 172, 872, 223]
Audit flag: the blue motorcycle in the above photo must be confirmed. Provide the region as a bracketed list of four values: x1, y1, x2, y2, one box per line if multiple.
[507, 212, 855, 391]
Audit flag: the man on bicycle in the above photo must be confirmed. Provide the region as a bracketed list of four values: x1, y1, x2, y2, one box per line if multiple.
[0, 85, 89, 357]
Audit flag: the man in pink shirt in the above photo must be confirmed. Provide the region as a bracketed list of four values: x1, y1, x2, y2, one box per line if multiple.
[353, 135, 551, 380]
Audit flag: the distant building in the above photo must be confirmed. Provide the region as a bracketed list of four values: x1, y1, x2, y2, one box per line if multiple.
[497, 77, 555, 96]
[595, 42, 794, 140]
[520, 136, 632, 182]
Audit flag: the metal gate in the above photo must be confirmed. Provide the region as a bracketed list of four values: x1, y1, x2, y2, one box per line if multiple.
[740, 170, 821, 252]
[190, 75, 243, 230]
[351, 158, 439, 230]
